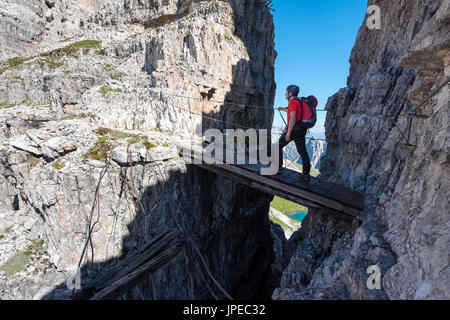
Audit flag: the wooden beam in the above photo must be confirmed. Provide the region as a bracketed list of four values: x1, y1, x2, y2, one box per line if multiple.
[227, 164, 362, 216]
[90, 241, 184, 300]
[197, 163, 354, 223]
[80, 230, 184, 300]
[95, 231, 181, 293]
[89, 230, 173, 292]
[196, 163, 322, 209]
[200, 156, 360, 217]
[181, 145, 362, 218]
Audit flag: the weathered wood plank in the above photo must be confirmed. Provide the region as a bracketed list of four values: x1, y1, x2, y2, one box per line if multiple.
[88, 230, 172, 292]
[217, 163, 361, 217]
[90, 242, 184, 300]
[324, 183, 365, 209]
[196, 163, 322, 210]
[197, 163, 354, 223]
[227, 145, 364, 210]
[79, 230, 184, 300]
[240, 163, 337, 197]
[239, 163, 362, 210]
[94, 230, 182, 293]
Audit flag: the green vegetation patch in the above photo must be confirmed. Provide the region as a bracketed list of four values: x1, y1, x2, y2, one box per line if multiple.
[270, 196, 307, 215]
[2, 100, 51, 109]
[7, 57, 30, 67]
[0, 250, 31, 276]
[84, 135, 113, 161]
[94, 127, 151, 144]
[29, 239, 45, 250]
[98, 85, 122, 98]
[118, 249, 128, 260]
[144, 141, 157, 149]
[127, 136, 141, 145]
[269, 215, 291, 231]
[110, 130, 131, 140]
[0, 234, 4, 240]
[51, 160, 65, 170]
[0, 239, 45, 277]
[0, 56, 31, 74]
[97, 135, 109, 143]
[67, 40, 101, 50]
[0, 102, 15, 109]
[126, 135, 156, 148]
[61, 114, 78, 120]
[0, 50, 67, 74]
[40, 40, 102, 58]
[29, 156, 41, 167]
[85, 127, 158, 161]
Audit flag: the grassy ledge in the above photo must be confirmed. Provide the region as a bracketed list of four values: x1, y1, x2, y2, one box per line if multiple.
[84, 127, 157, 161]
[39, 40, 102, 58]
[51, 160, 65, 170]
[0, 239, 45, 277]
[98, 85, 122, 98]
[0, 40, 103, 75]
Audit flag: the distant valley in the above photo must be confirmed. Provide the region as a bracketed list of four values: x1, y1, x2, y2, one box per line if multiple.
[272, 125, 327, 170]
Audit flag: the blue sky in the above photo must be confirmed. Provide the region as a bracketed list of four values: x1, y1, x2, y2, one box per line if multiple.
[272, 0, 368, 134]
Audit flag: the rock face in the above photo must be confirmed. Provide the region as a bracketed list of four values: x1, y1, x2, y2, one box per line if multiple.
[283, 138, 326, 170]
[305, 138, 326, 170]
[0, 0, 280, 299]
[274, 0, 449, 300]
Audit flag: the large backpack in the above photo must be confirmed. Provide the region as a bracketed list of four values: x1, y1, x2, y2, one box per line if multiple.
[298, 96, 318, 129]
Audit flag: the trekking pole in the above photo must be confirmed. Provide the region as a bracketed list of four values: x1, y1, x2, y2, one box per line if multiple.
[278, 109, 287, 128]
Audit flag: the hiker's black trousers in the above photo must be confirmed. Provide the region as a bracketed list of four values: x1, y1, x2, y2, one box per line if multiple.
[278, 125, 311, 175]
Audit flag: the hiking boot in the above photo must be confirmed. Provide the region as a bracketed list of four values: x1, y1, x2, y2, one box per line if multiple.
[299, 173, 310, 182]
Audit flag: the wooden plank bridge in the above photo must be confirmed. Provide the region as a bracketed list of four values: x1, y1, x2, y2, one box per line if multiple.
[178, 143, 364, 221]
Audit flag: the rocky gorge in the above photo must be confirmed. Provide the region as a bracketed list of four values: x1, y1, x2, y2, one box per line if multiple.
[0, 0, 448, 300]
[0, 0, 279, 299]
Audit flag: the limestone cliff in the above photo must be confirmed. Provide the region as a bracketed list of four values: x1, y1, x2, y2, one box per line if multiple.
[0, 0, 279, 299]
[274, 0, 449, 300]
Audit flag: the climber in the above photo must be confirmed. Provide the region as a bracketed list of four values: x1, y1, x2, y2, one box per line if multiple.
[276, 85, 311, 181]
